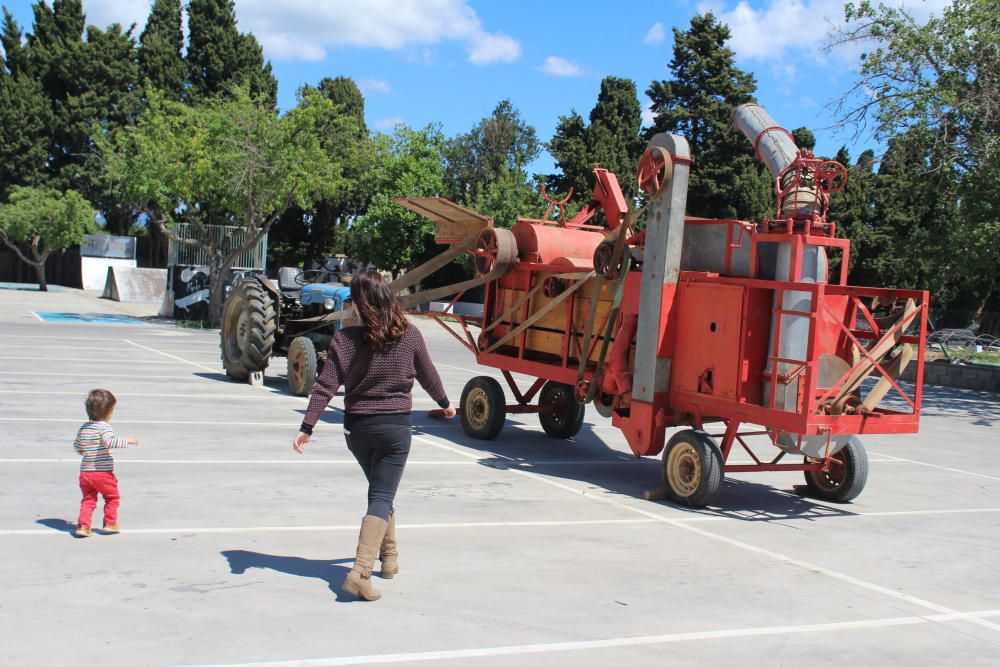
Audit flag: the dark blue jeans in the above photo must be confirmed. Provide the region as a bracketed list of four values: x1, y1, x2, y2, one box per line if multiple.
[345, 420, 411, 520]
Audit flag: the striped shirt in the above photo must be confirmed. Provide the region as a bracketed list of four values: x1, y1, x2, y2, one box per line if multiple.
[74, 421, 129, 472]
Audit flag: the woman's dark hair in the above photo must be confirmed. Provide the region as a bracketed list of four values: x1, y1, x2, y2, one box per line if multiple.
[349, 271, 409, 351]
[85, 388, 117, 420]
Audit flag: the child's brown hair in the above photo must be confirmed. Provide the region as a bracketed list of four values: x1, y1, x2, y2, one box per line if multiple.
[85, 389, 117, 421]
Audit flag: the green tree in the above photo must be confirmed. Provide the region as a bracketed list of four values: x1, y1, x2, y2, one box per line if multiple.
[186, 0, 276, 106]
[100, 87, 345, 323]
[0, 10, 51, 196]
[139, 0, 185, 99]
[349, 124, 447, 279]
[646, 13, 771, 220]
[2, 8, 31, 77]
[24, 0, 142, 233]
[833, 0, 999, 330]
[444, 99, 543, 227]
[791, 127, 816, 151]
[548, 76, 644, 213]
[828, 147, 877, 283]
[268, 77, 372, 268]
[0, 186, 95, 291]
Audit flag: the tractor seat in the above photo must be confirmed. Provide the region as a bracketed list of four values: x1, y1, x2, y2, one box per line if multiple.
[278, 266, 304, 294]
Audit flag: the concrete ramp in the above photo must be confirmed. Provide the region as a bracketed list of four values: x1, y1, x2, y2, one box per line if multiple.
[102, 267, 167, 302]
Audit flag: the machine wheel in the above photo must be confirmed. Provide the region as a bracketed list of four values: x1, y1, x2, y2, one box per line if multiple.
[538, 381, 585, 439]
[460, 376, 507, 440]
[804, 436, 868, 503]
[661, 430, 724, 507]
[220, 278, 276, 381]
[286, 337, 318, 396]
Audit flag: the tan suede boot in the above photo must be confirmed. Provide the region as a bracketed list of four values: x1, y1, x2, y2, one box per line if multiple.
[379, 509, 399, 579]
[342, 515, 388, 601]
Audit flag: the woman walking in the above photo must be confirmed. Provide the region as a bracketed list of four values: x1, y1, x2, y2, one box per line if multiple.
[293, 271, 455, 601]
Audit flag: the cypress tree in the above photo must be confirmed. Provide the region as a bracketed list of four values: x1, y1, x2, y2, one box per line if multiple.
[2, 8, 31, 77]
[548, 76, 644, 211]
[139, 0, 185, 99]
[646, 13, 771, 220]
[186, 0, 277, 106]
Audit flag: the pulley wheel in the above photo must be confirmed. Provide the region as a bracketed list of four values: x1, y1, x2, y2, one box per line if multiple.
[593, 240, 622, 279]
[473, 228, 517, 277]
[816, 160, 848, 194]
[637, 146, 673, 198]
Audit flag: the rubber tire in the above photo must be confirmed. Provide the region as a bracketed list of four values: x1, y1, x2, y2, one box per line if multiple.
[661, 429, 724, 507]
[286, 337, 318, 396]
[460, 376, 507, 440]
[538, 381, 585, 439]
[804, 436, 868, 503]
[220, 278, 276, 381]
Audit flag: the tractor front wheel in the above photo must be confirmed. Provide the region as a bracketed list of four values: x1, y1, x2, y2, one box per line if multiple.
[460, 376, 506, 440]
[804, 436, 868, 503]
[538, 381, 585, 439]
[220, 278, 276, 381]
[661, 429, 724, 507]
[287, 337, 318, 396]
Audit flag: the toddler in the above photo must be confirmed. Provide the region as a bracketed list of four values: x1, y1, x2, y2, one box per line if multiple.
[73, 389, 138, 538]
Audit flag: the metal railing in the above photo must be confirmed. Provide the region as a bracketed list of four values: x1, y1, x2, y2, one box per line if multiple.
[166, 223, 268, 270]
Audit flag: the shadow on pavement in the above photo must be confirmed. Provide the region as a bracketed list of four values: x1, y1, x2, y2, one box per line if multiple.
[221, 549, 359, 602]
[36, 518, 78, 534]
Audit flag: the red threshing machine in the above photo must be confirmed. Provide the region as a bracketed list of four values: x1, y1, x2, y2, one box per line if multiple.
[386, 104, 929, 507]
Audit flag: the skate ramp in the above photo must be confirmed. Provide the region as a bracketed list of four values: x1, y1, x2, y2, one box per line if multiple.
[101, 267, 167, 302]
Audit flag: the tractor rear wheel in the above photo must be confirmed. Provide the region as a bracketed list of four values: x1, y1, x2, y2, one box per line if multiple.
[804, 436, 868, 502]
[538, 381, 585, 439]
[460, 376, 506, 440]
[220, 278, 276, 381]
[287, 336, 317, 396]
[661, 429, 724, 507]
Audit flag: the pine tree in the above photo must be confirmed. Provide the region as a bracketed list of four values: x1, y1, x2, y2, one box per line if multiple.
[646, 13, 771, 220]
[0, 74, 52, 196]
[186, 0, 277, 106]
[547, 110, 589, 203]
[139, 0, 185, 99]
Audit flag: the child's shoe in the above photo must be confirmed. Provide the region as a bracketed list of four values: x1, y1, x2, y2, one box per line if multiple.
[74, 526, 92, 538]
[102, 524, 121, 534]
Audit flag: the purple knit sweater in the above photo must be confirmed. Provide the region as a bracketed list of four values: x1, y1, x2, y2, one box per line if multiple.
[299, 324, 449, 434]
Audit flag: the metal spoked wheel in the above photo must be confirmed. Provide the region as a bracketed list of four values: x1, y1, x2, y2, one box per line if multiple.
[538, 381, 585, 439]
[661, 429, 724, 507]
[460, 376, 507, 440]
[804, 436, 868, 503]
[286, 337, 318, 396]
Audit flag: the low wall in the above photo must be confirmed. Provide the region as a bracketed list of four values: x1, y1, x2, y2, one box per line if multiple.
[903, 361, 1000, 393]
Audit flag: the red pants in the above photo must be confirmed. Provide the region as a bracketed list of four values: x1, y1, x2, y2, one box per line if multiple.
[78, 471, 120, 529]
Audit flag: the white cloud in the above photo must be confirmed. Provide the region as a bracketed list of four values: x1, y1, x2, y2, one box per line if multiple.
[467, 32, 521, 65]
[541, 56, 582, 77]
[83, 0, 151, 33]
[235, 0, 520, 65]
[360, 78, 392, 94]
[644, 22, 666, 45]
[705, 0, 953, 63]
[374, 117, 405, 130]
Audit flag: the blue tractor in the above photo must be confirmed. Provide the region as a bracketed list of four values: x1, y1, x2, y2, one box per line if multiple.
[219, 260, 353, 395]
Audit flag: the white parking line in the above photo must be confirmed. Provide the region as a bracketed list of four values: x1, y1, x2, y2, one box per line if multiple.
[414, 432, 1000, 634]
[0, 357, 200, 365]
[0, 390, 302, 400]
[0, 518, 655, 536]
[125, 339, 218, 373]
[875, 452, 1000, 482]
[189, 609, 1000, 667]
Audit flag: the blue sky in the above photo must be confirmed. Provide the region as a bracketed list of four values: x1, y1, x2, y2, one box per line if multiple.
[5, 0, 952, 174]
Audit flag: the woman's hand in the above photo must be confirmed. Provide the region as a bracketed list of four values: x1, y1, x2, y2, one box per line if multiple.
[293, 432, 310, 454]
[442, 406, 457, 419]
